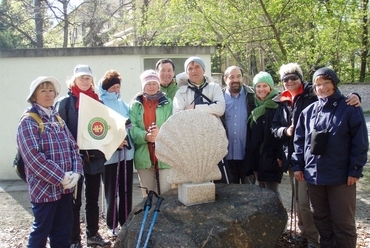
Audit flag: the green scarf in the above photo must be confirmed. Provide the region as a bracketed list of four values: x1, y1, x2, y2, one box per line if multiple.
[248, 89, 279, 128]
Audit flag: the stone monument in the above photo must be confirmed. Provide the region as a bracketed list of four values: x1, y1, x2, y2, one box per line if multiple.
[114, 110, 287, 248]
[155, 110, 228, 206]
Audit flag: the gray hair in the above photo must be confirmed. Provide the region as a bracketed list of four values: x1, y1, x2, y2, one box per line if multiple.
[279, 63, 303, 81]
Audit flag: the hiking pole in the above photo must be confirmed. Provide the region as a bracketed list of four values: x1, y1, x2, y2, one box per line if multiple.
[124, 146, 128, 221]
[124, 119, 132, 221]
[112, 148, 121, 236]
[101, 181, 105, 218]
[154, 162, 160, 195]
[150, 123, 161, 195]
[136, 190, 155, 248]
[143, 196, 164, 248]
[289, 174, 294, 243]
[221, 159, 229, 184]
[293, 177, 298, 247]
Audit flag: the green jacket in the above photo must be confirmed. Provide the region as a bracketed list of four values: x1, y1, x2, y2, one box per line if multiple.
[129, 93, 172, 170]
[160, 80, 178, 100]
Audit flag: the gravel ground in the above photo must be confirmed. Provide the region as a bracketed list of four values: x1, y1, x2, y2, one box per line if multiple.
[0, 160, 369, 248]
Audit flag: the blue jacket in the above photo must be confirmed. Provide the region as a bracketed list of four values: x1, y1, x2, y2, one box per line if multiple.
[98, 84, 134, 164]
[291, 89, 368, 185]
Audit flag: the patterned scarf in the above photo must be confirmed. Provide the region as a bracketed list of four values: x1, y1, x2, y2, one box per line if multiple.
[143, 91, 165, 101]
[71, 85, 100, 109]
[248, 89, 279, 128]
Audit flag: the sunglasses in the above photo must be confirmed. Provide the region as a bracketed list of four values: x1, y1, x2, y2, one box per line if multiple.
[282, 75, 299, 83]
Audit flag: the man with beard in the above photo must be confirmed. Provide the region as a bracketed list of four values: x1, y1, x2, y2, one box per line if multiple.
[222, 66, 255, 184]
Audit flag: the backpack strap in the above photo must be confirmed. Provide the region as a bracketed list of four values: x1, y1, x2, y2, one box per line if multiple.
[25, 112, 44, 133]
[23, 112, 64, 134]
[56, 115, 65, 128]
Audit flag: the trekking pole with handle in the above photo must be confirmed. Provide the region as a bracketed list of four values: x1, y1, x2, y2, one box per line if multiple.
[143, 196, 164, 248]
[136, 190, 155, 248]
[149, 123, 161, 195]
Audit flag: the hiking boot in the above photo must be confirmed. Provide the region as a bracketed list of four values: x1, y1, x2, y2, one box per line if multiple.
[70, 241, 82, 248]
[87, 233, 111, 247]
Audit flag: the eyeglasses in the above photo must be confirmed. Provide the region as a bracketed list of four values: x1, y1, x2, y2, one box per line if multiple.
[282, 75, 299, 83]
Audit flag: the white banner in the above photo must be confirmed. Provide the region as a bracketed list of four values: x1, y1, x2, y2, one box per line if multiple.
[77, 93, 127, 160]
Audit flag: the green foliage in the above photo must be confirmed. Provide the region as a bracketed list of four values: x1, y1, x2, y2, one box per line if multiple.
[2, 0, 370, 83]
[0, 0, 37, 47]
[0, 17, 25, 48]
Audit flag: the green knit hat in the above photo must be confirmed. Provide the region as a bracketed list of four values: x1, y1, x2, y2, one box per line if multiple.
[252, 71, 274, 90]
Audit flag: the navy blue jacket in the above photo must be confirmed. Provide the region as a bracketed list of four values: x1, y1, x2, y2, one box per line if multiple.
[291, 89, 368, 185]
[271, 82, 317, 172]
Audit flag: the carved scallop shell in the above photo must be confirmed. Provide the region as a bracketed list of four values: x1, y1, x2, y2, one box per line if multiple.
[155, 110, 228, 184]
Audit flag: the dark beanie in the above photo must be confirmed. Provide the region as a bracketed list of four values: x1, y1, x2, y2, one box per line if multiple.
[312, 67, 340, 85]
[102, 77, 121, 90]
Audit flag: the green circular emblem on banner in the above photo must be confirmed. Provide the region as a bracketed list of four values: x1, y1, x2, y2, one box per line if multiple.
[88, 117, 108, 140]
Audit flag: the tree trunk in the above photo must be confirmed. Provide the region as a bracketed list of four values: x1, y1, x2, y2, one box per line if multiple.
[62, 0, 69, 48]
[34, 0, 43, 48]
[360, 0, 369, 82]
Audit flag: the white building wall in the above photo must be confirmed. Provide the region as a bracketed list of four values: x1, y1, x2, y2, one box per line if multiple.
[0, 46, 215, 180]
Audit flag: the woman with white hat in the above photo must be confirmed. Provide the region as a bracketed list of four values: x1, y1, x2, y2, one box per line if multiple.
[16, 76, 83, 247]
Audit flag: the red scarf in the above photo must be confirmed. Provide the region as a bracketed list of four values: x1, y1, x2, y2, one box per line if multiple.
[71, 85, 100, 108]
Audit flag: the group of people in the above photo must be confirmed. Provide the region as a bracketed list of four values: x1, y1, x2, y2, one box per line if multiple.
[16, 56, 368, 248]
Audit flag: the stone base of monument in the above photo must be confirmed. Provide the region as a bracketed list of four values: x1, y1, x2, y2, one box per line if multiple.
[178, 182, 215, 206]
[114, 184, 288, 248]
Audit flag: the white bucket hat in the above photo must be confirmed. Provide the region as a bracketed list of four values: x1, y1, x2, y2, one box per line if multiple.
[27, 76, 61, 102]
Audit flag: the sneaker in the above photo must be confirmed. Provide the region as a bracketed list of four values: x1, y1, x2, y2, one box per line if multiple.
[108, 227, 120, 237]
[87, 233, 111, 247]
[70, 241, 82, 248]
